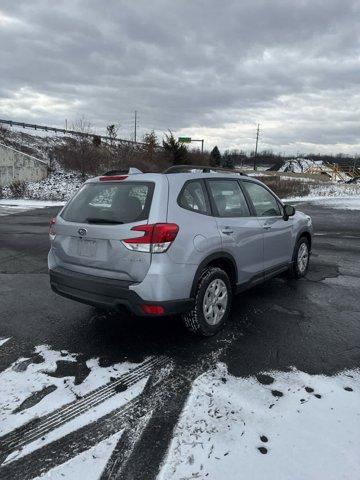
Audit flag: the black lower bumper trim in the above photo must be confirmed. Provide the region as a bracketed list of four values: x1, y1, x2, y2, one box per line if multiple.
[49, 267, 193, 316]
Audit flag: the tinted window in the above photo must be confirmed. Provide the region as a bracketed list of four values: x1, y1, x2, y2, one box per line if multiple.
[242, 182, 281, 217]
[178, 180, 209, 214]
[61, 182, 154, 224]
[207, 180, 250, 217]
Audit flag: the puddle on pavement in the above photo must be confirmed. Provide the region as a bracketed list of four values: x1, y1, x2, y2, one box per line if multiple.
[45, 359, 91, 385]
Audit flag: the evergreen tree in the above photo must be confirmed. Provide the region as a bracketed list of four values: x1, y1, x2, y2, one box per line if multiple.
[222, 152, 235, 169]
[162, 131, 187, 165]
[210, 146, 222, 167]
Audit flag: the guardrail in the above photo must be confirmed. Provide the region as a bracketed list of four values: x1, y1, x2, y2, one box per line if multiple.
[0, 118, 148, 147]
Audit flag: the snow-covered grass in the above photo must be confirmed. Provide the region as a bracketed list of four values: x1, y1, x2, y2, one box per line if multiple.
[158, 364, 360, 480]
[283, 181, 360, 204]
[0, 162, 85, 201]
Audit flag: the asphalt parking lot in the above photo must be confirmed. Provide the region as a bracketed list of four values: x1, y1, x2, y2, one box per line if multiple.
[0, 202, 359, 479]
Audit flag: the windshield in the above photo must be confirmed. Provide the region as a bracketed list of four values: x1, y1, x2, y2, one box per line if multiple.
[61, 181, 154, 224]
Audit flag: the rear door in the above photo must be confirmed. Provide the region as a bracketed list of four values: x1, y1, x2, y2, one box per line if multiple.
[52, 179, 160, 282]
[206, 178, 264, 286]
[241, 180, 293, 272]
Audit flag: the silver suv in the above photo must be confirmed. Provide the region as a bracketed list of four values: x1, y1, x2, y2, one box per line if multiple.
[48, 166, 313, 336]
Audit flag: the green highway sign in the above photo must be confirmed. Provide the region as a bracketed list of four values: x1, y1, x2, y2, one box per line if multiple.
[178, 136, 191, 143]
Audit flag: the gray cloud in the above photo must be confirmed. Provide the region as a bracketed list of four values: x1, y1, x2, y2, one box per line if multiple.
[0, 0, 359, 153]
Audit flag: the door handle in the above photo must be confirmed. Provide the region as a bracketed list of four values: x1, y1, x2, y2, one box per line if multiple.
[263, 225, 272, 230]
[222, 229, 234, 235]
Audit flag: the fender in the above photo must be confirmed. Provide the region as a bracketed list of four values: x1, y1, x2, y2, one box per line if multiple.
[295, 227, 312, 252]
[190, 251, 238, 298]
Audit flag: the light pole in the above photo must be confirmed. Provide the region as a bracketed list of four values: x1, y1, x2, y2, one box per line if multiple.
[253, 124, 260, 171]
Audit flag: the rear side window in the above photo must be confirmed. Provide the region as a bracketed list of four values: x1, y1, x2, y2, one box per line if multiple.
[242, 181, 281, 217]
[207, 180, 250, 217]
[61, 182, 154, 224]
[178, 180, 209, 214]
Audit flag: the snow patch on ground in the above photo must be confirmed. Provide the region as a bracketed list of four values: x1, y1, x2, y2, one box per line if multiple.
[0, 199, 65, 208]
[158, 364, 360, 480]
[32, 431, 123, 480]
[0, 345, 146, 463]
[285, 195, 360, 210]
[0, 337, 10, 347]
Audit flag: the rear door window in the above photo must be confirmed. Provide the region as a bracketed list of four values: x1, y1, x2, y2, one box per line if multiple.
[61, 182, 154, 224]
[207, 179, 250, 217]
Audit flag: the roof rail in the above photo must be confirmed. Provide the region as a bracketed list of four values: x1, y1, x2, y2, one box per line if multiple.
[163, 165, 248, 175]
[102, 167, 143, 176]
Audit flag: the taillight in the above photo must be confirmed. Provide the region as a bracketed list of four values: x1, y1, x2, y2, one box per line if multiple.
[122, 223, 179, 253]
[49, 217, 56, 241]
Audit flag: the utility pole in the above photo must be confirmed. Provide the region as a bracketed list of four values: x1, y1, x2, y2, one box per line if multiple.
[253, 123, 260, 171]
[134, 110, 138, 143]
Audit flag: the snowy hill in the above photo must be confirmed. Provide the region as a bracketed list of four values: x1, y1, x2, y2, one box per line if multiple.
[278, 158, 323, 174]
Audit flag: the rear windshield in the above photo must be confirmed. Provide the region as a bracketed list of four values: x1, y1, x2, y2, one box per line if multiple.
[61, 181, 154, 224]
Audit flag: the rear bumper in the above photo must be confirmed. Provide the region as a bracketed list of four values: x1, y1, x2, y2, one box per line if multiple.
[49, 267, 194, 316]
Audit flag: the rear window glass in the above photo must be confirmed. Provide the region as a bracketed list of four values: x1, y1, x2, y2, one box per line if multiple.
[61, 182, 154, 224]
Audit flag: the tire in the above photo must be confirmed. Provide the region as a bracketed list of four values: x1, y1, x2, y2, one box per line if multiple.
[289, 236, 310, 278]
[182, 266, 232, 336]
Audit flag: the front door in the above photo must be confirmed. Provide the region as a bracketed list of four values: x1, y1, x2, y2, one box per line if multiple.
[241, 181, 293, 272]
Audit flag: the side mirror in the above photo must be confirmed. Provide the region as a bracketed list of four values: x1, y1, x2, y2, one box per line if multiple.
[283, 204, 295, 221]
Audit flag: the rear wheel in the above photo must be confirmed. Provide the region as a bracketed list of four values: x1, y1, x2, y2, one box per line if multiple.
[182, 267, 232, 336]
[289, 237, 310, 278]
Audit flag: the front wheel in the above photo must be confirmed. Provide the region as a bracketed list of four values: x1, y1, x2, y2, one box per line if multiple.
[182, 267, 232, 336]
[289, 237, 310, 278]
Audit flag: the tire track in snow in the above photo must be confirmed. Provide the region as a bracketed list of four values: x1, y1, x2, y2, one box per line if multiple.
[0, 355, 169, 463]
[0, 367, 175, 480]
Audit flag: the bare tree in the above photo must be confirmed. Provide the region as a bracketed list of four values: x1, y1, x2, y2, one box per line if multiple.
[71, 117, 94, 178]
[106, 124, 120, 146]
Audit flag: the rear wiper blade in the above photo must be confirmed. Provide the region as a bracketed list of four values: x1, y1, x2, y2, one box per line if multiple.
[85, 218, 124, 224]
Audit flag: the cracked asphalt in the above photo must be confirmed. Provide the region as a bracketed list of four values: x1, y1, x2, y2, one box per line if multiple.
[0, 202, 359, 479]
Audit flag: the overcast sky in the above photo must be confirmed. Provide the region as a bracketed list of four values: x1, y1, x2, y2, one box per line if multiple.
[0, 0, 359, 154]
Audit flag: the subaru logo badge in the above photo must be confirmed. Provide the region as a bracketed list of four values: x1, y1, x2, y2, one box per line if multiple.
[78, 228, 87, 236]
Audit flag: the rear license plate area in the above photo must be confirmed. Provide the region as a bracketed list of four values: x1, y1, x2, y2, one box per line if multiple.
[77, 239, 97, 257]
